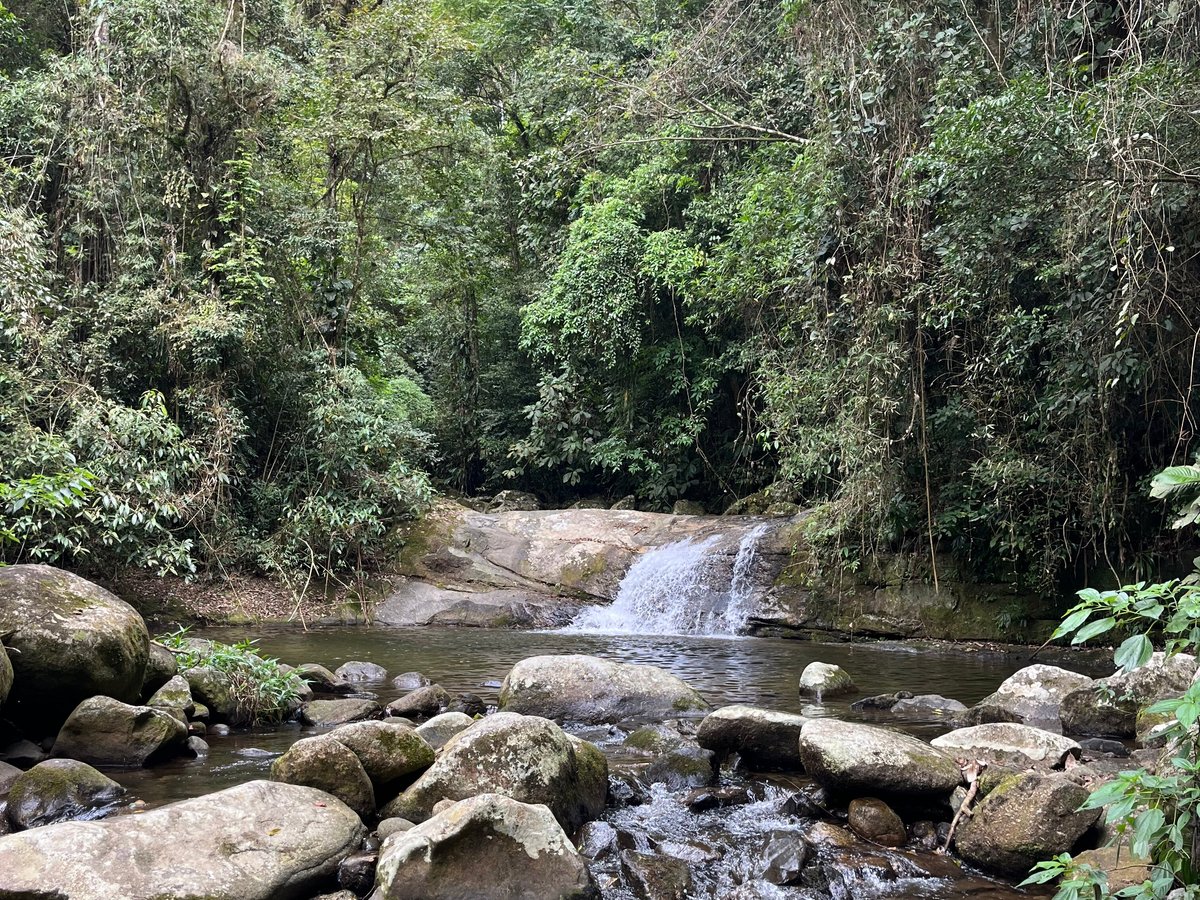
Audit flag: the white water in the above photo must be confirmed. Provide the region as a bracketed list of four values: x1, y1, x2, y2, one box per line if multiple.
[564, 524, 771, 636]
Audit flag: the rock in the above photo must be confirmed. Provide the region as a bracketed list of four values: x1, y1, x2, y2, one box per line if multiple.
[301, 698, 381, 727]
[610, 495, 637, 510]
[848, 798, 906, 846]
[623, 724, 690, 755]
[374, 793, 597, 899]
[415, 712, 475, 750]
[798, 719, 960, 798]
[392, 671, 431, 691]
[756, 829, 808, 885]
[337, 850, 378, 894]
[270, 734, 375, 819]
[209, 723, 230, 737]
[499, 655, 709, 724]
[0, 639, 12, 709]
[1061, 653, 1195, 737]
[1079, 737, 1130, 757]
[971, 664, 1094, 726]
[954, 773, 1100, 876]
[621, 849, 692, 900]
[381, 712, 607, 832]
[185, 736, 209, 758]
[931, 723, 1081, 768]
[488, 489, 541, 512]
[147, 674, 194, 718]
[798, 662, 857, 699]
[6, 759, 126, 829]
[51, 695, 188, 767]
[0, 565, 150, 727]
[0, 780, 365, 898]
[387, 684, 450, 720]
[577, 820, 618, 859]
[696, 705, 808, 771]
[643, 746, 718, 790]
[851, 693, 907, 712]
[192, 702, 210, 721]
[890, 694, 967, 716]
[141, 641, 178, 697]
[182, 666, 243, 724]
[313, 893, 357, 900]
[1071, 845, 1152, 893]
[764, 501, 801, 516]
[0, 739, 46, 767]
[328, 720, 435, 789]
[377, 817, 415, 839]
[447, 692, 487, 717]
[335, 660, 388, 682]
[0, 760, 22, 795]
[296, 663, 353, 694]
[672, 500, 707, 516]
[683, 785, 750, 812]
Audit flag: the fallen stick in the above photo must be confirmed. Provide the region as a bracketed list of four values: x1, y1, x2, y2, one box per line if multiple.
[940, 758, 987, 855]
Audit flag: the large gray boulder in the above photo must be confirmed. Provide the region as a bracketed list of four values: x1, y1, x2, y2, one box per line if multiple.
[798, 719, 960, 798]
[51, 696, 188, 767]
[0, 565, 149, 727]
[327, 720, 435, 791]
[0, 780, 365, 899]
[373, 794, 597, 900]
[5, 759, 126, 830]
[381, 713, 607, 832]
[696, 705, 808, 770]
[499, 655, 709, 724]
[1061, 653, 1196, 737]
[930, 723, 1080, 768]
[954, 773, 1100, 876]
[968, 664, 1094, 726]
[270, 735, 375, 819]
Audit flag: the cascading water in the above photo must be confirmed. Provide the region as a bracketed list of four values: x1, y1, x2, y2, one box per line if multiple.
[564, 524, 772, 636]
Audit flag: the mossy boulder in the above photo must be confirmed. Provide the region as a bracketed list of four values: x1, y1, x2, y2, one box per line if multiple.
[270, 734, 375, 819]
[1061, 653, 1195, 738]
[0, 565, 149, 729]
[328, 720, 435, 791]
[6, 759, 126, 830]
[381, 712, 607, 832]
[301, 698, 381, 728]
[335, 661, 388, 682]
[798, 719, 960, 799]
[51, 695, 188, 767]
[643, 745, 718, 790]
[141, 641, 179, 697]
[147, 675, 194, 719]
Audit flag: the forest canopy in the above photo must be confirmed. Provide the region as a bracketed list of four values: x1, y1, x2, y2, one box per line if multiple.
[1, 0, 1198, 598]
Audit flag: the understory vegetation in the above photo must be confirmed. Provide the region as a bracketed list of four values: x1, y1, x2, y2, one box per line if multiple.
[1, 0, 1198, 598]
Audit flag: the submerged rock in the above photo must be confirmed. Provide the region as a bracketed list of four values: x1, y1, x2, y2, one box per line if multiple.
[890, 694, 966, 716]
[931, 722, 1081, 768]
[5, 759, 126, 830]
[374, 793, 597, 900]
[798, 662, 857, 700]
[382, 712, 607, 832]
[798, 719, 960, 799]
[270, 734, 375, 819]
[301, 698, 381, 728]
[499, 655, 709, 724]
[392, 671, 431, 691]
[968, 664, 1094, 727]
[696, 705, 808, 771]
[621, 849, 693, 899]
[0, 780, 365, 899]
[623, 724, 690, 756]
[51, 696, 188, 767]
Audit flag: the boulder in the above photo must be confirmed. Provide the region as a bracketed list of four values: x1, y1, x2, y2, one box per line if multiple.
[51, 696, 188, 767]
[970, 664, 1094, 726]
[889, 694, 967, 717]
[6, 759, 126, 830]
[643, 746, 718, 790]
[337, 851, 378, 895]
[270, 734, 375, 819]
[327, 720, 435, 790]
[295, 663, 353, 694]
[755, 829, 808, 886]
[499, 655, 709, 724]
[0, 639, 12, 709]
[182, 666, 243, 724]
[147, 675, 194, 718]
[415, 712, 475, 750]
[798, 719, 960, 798]
[798, 662, 857, 699]
[335, 661, 388, 682]
[301, 698, 381, 728]
[954, 773, 1100, 876]
[1071, 845, 1152, 894]
[696, 705, 808, 770]
[0, 780, 365, 899]
[373, 794, 597, 900]
[1061, 653, 1195, 737]
[448, 692, 487, 717]
[381, 713, 607, 832]
[0, 760, 22, 795]
[930, 723, 1081, 768]
[141, 641, 178, 697]
[672, 500, 707, 516]
[621, 850, 692, 899]
[848, 798, 906, 847]
[623, 724, 690, 755]
[392, 672, 431, 691]
[0, 565, 149, 727]
[387, 684, 450, 720]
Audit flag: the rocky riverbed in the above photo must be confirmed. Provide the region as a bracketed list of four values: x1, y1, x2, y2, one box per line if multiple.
[0, 563, 1187, 899]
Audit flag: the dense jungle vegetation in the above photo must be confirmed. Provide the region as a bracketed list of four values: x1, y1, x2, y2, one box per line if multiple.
[1, 0, 1198, 600]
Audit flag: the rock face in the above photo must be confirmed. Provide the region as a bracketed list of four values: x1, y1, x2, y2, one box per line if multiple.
[1060, 653, 1196, 737]
[696, 705, 808, 770]
[373, 794, 597, 900]
[382, 713, 607, 832]
[0, 565, 149, 726]
[930, 723, 1080, 768]
[798, 720, 960, 798]
[327, 720, 434, 790]
[969, 664, 1094, 726]
[5, 759, 126, 830]
[798, 662, 857, 699]
[0, 780, 366, 899]
[51, 696, 188, 767]
[954, 773, 1100, 876]
[499, 655, 709, 724]
[270, 735, 375, 818]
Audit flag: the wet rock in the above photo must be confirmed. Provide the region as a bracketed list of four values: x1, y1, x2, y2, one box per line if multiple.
[300, 698, 381, 727]
[1060, 653, 1195, 738]
[909, 820, 940, 851]
[1079, 737, 1130, 757]
[327, 720, 435, 790]
[848, 798, 906, 846]
[578, 820, 619, 859]
[392, 671, 431, 691]
[969, 664, 1094, 727]
[931, 723, 1081, 768]
[890, 694, 967, 716]
[147, 674, 194, 718]
[448, 692, 487, 717]
[798, 662, 857, 699]
[335, 660, 388, 682]
[0, 565, 150, 728]
[185, 736, 209, 758]
[0, 760, 22, 795]
[954, 773, 1100, 876]
[643, 746, 718, 790]
[415, 711, 474, 750]
[337, 850, 377, 894]
[296, 663, 354, 694]
[374, 793, 597, 899]
[387, 684, 450, 721]
[381, 712, 607, 832]
[141, 641, 178, 697]
[756, 829, 808, 885]
[209, 723, 231, 737]
[6, 759, 126, 829]
[623, 724, 690, 755]
[51, 696, 188, 767]
[621, 849, 692, 900]
[182, 666, 242, 724]
[499, 655, 709, 724]
[696, 704, 808, 771]
[270, 734, 375, 819]
[851, 692, 910, 712]
[798, 719, 960, 799]
[0, 780, 365, 899]
[683, 785, 750, 812]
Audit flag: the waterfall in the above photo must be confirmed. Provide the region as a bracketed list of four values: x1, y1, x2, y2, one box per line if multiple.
[564, 524, 771, 636]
